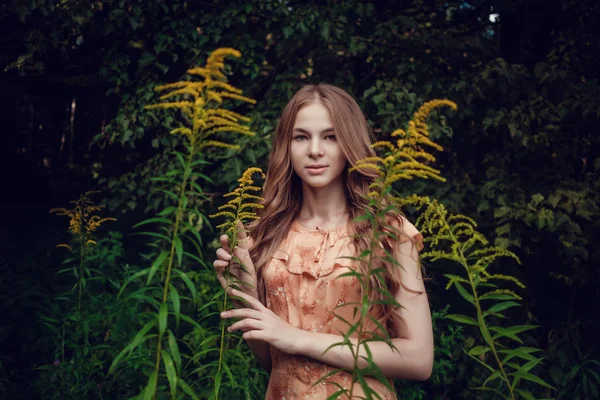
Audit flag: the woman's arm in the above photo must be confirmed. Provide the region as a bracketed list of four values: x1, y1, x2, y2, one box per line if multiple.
[296, 239, 434, 380]
[222, 239, 433, 380]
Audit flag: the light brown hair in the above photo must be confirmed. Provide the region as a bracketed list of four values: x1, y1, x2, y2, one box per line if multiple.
[249, 83, 421, 335]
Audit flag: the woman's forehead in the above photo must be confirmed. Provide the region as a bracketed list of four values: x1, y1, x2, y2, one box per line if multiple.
[293, 102, 332, 131]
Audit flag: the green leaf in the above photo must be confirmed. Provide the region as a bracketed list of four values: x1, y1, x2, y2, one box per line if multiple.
[133, 217, 173, 228]
[168, 330, 181, 373]
[447, 314, 479, 326]
[142, 369, 158, 400]
[162, 350, 178, 399]
[511, 370, 554, 390]
[484, 301, 521, 317]
[178, 378, 199, 400]
[454, 282, 475, 305]
[169, 284, 181, 328]
[159, 302, 168, 337]
[108, 319, 157, 374]
[118, 269, 150, 297]
[468, 346, 491, 356]
[174, 235, 183, 267]
[158, 206, 178, 216]
[479, 292, 520, 301]
[490, 325, 538, 343]
[173, 151, 187, 168]
[147, 251, 169, 284]
[173, 269, 197, 300]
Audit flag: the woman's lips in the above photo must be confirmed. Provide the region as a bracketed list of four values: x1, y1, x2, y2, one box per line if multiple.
[306, 166, 328, 175]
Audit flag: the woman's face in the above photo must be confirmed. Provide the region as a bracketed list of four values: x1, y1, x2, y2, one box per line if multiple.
[290, 101, 347, 189]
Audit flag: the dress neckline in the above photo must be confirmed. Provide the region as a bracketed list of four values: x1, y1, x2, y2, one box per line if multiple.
[291, 219, 347, 234]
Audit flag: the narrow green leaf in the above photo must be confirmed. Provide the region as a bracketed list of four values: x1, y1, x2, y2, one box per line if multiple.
[159, 189, 179, 202]
[159, 302, 168, 337]
[147, 251, 169, 284]
[173, 269, 197, 300]
[179, 378, 200, 400]
[173, 151, 187, 168]
[174, 235, 183, 267]
[479, 292, 520, 301]
[454, 282, 475, 305]
[169, 284, 181, 328]
[511, 370, 554, 390]
[484, 301, 521, 317]
[468, 346, 491, 356]
[131, 231, 171, 241]
[482, 369, 503, 387]
[117, 269, 150, 297]
[161, 350, 178, 399]
[168, 330, 181, 373]
[108, 318, 156, 374]
[158, 206, 178, 216]
[514, 389, 536, 400]
[133, 217, 173, 228]
[142, 369, 158, 400]
[447, 314, 479, 326]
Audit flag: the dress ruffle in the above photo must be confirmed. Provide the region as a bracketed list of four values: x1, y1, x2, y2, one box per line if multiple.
[272, 217, 423, 279]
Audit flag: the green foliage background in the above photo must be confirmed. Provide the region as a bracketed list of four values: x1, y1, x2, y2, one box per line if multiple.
[1, 0, 599, 398]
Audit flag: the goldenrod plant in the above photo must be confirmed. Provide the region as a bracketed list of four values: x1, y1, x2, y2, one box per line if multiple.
[108, 48, 255, 400]
[313, 100, 458, 399]
[50, 191, 116, 319]
[43, 192, 117, 398]
[208, 167, 264, 399]
[397, 194, 554, 400]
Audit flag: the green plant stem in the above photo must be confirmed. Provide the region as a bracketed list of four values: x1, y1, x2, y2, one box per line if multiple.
[347, 199, 381, 400]
[152, 144, 197, 400]
[216, 213, 241, 382]
[450, 228, 515, 400]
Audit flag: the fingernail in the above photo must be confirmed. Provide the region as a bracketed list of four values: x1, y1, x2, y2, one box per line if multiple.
[220, 312, 227, 317]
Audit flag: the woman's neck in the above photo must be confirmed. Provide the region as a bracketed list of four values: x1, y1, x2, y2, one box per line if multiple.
[297, 181, 348, 228]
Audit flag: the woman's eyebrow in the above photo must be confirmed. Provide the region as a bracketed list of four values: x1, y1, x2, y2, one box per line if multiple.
[292, 127, 334, 134]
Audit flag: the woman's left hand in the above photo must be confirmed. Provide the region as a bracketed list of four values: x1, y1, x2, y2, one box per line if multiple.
[221, 288, 305, 355]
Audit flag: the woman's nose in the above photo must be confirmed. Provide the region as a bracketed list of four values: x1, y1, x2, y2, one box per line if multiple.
[308, 138, 324, 158]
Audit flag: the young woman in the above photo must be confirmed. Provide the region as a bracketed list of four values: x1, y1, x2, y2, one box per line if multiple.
[213, 84, 434, 399]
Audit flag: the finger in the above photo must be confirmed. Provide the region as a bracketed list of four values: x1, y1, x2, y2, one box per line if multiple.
[228, 288, 265, 311]
[216, 248, 232, 262]
[228, 319, 262, 333]
[220, 234, 231, 253]
[221, 308, 262, 320]
[236, 221, 251, 250]
[213, 259, 229, 270]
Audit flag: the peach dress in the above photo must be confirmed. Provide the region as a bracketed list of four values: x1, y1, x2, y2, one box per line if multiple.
[262, 218, 421, 400]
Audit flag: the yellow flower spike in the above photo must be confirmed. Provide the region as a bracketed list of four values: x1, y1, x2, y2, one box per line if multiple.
[206, 91, 223, 104]
[200, 140, 240, 150]
[154, 82, 190, 92]
[145, 101, 193, 111]
[210, 167, 265, 245]
[56, 243, 73, 252]
[371, 141, 395, 152]
[213, 91, 256, 104]
[390, 129, 407, 137]
[146, 48, 254, 149]
[51, 192, 115, 249]
[170, 127, 192, 136]
[159, 87, 201, 100]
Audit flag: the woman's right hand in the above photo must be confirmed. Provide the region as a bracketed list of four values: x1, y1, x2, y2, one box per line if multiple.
[213, 223, 259, 301]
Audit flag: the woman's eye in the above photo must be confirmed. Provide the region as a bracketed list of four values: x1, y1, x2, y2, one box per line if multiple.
[325, 135, 336, 140]
[293, 135, 307, 140]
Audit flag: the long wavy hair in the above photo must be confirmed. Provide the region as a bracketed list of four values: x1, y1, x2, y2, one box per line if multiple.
[249, 84, 422, 336]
